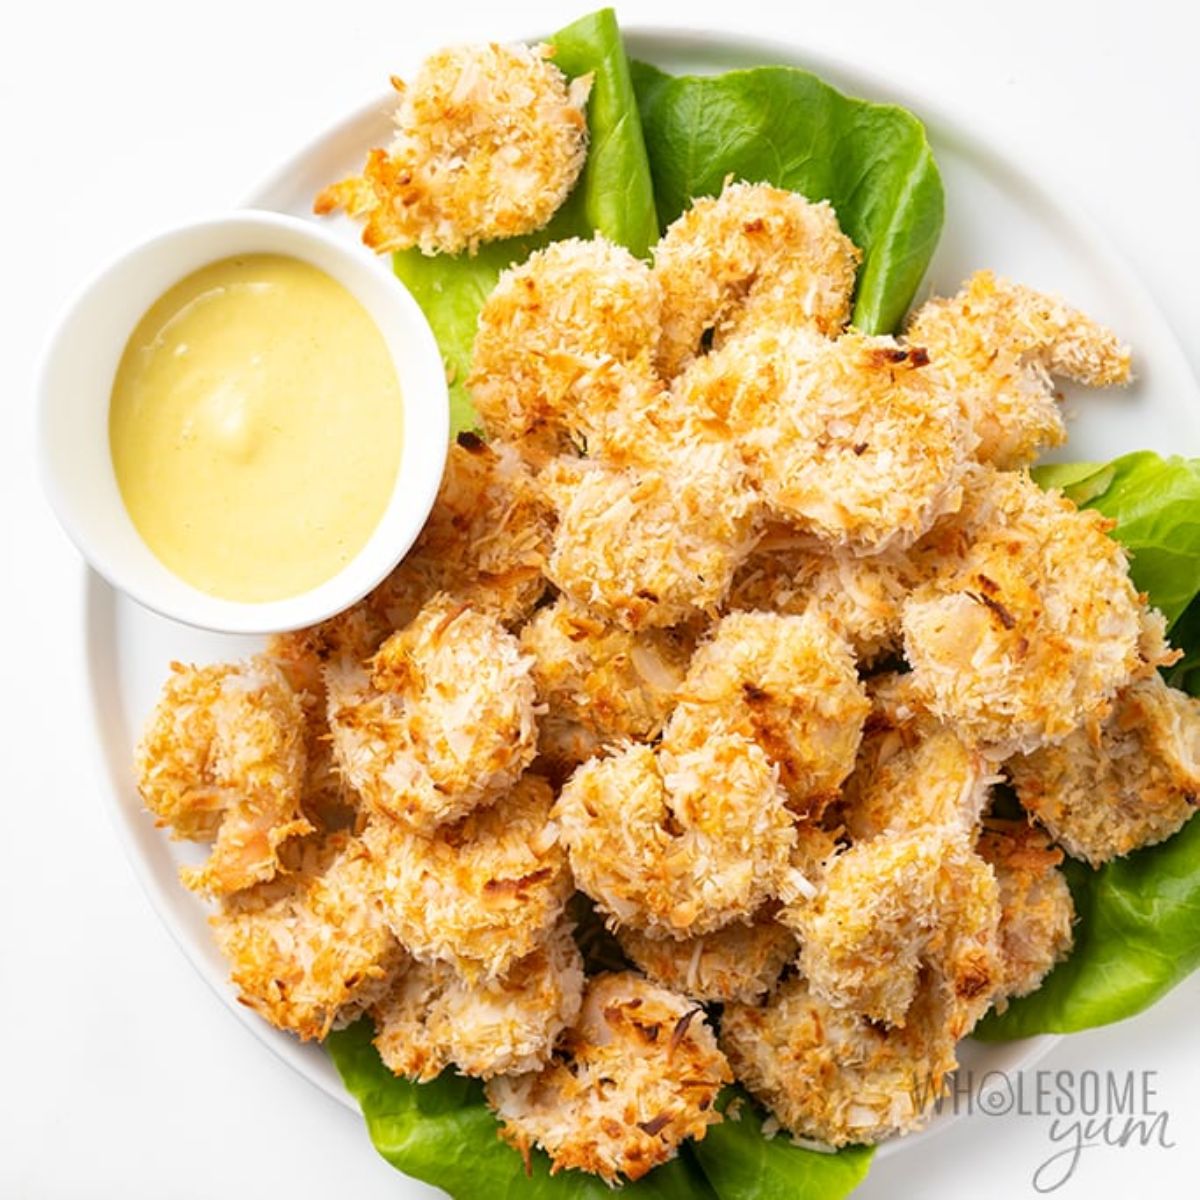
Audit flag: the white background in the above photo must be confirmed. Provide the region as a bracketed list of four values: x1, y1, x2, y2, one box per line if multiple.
[3, 1, 1198, 1197]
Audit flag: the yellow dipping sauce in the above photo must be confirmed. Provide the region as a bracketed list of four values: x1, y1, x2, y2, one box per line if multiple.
[109, 254, 403, 602]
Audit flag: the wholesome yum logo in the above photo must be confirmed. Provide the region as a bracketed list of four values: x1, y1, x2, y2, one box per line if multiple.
[912, 1069, 1175, 1192]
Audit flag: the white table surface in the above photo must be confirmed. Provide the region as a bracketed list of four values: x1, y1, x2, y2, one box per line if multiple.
[3, 1, 1198, 1197]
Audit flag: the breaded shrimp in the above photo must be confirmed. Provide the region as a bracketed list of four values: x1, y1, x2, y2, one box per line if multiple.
[136, 658, 313, 896]
[651, 181, 860, 377]
[976, 822, 1074, 1006]
[326, 595, 538, 831]
[469, 237, 664, 457]
[617, 915, 796, 1003]
[1008, 673, 1200, 866]
[666, 611, 868, 815]
[555, 734, 797, 938]
[363, 774, 571, 981]
[316, 43, 590, 255]
[907, 270, 1132, 467]
[519, 595, 692, 746]
[485, 972, 730, 1183]
[372, 921, 583, 1080]
[212, 833, 403, 1040]
[901, 466, 1144, 754]
[721, 976, 960, 1146]
[790, 828, 1001, 1030]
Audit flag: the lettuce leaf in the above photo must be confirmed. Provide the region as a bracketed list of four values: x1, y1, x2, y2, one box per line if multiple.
[629, 62, 943, 334]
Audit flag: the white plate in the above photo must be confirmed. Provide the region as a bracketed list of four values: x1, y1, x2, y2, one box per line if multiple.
[83, 22, 1200, 1183]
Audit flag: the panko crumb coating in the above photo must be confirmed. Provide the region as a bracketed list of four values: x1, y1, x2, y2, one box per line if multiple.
[315, 43, 590, 256]
[617, 915, 796, 1003]
[667, 611, 868, 815]
[651, 181, 860, 378]
[372, 921, 584, 1080]
[212, 833, 403, 1041]
[136, 658, 313, 896]
[326, 596, 538, 832]
[791, 828, 1001, 1032]
[976, 822, 1075, 1007]
[901, 467, 1144, 754]
[363, 774, 572, 981]
[721, 976, 960, 1147]
[485, 972, 730, 1183]
[1008, 673, 1200, 866]
[469, 237, 664, 457]
[907, 270, 1132, 468]
[555, 735, 797, 939]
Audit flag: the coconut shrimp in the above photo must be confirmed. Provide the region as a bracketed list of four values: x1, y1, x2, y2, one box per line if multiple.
[372, 921, 584, 1080]
[326, 595, 538, 831]
[666, 611, 868, 815]
[907, 270, 1132, 467]
[617, 915, 797, 1003]
[316, 43, 590, 255]
[651, 181, 860, 378]
[791, 827, 1001, 1031]
[485, 972, 730, 1183]
[136, 658, 313, 896]
[976, 822, 1074, 1006]
[901, 466, 1144, 754]
[1008, 673, 1200, 866]
[721, 975, 960, 1147]
[363, 774, 571, 981]
[469, 237, 664, 457]
[212, 832, 404, 1040]
[555, 734, 796, 938]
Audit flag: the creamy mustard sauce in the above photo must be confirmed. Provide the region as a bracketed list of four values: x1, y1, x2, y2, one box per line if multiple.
[109, 254, 403, 602]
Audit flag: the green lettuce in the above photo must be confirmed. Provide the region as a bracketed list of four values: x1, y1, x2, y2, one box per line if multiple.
[629, 62, 943, 334]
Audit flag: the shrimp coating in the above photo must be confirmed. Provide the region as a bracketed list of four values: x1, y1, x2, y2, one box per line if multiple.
[907, 270, 1132, 467]
[542, 436, 758, 630]
[136, 658, 313, 896]
[651, 180, 860, 378]
[485, 972, 730, 1183]
[667, 611, 868, 814]
[901, 467, 1144, 754]
[791, 828, 1001, 1030]
[977, 822, 1074, 1006]
[469, 237, 664, 456]
[617, 916, 796, 1003]
[326, 596, 538, 831]
[555, 734, 797, 938]
[721, 976, 960, 1147]
[212, 833, 403, 1040]
[372, 922, 584, 1080]
[1008, 673, 1200, 866]
[315, 43, 590, 255]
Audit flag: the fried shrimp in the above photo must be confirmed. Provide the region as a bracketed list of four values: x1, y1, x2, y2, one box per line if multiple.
[901, 467, 1144, 754]
[326, 595, 538, 831]
[791, 828, 1001, 1030]
[555, 734, 796, 938]
[976, 822, 1074, 1006]
[136, 658, 313, 896]
[651, 181, 860, 377]
[520, 595, 692, 746]
[212, 833, 403, 1040]
[721, 976, 959, 1146]
[617, 916, 796, 1003]
[372, 922, 584, 1080]
[363, 774, 571, 981]
[485, 972, 730, 1183]
[666, 611, 868, 814]
[315, 43, 590, 255]
[469, 237, 664, 456]
[1008, 673, 1200, 866]
[907, 270, 1132, 467]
